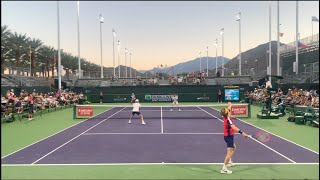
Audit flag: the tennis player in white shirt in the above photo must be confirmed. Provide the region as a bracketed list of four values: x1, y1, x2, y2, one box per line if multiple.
[128, 99, 146, 125]
[170, 94, 181, 111]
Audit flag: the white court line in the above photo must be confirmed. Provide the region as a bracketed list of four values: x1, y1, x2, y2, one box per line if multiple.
[197, 106, 296, 163]
[82, 133, 226, 135]
[30, 107, 126, 165]
[211, 107, 319, 155]
[2, 162, 318, 167]
[161, 107, 164, 133]
[1, 107, 116, 159]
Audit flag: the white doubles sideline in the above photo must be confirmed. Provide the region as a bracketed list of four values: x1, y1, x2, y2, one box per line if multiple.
[2, 162, 318, 167]
[197, 106, 296, 163]
[30, 107, 126, 164]
[210, 107, 319, 155]
[1, 107, 116, 159]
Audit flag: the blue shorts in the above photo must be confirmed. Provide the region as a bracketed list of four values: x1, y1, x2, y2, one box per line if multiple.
[224, 135, 235, 148]
[132, 111, 141, 116]
[29, 104, 34, 114]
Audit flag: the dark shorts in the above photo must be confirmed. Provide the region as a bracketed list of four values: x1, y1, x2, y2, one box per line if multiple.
[224, 135, 235, 148]
[29, 104, 34, 114]
[132, 111, 141, 116]
[100, 96, 103, 99]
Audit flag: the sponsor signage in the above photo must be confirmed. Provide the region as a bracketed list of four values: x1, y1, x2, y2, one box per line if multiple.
[145, 94, 174, 102]
[77, 107, 93, 117]
[230, 105, 247, 117]
[113, 96, 127, 102]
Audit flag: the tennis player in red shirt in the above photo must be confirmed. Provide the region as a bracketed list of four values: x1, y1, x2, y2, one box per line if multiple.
[220, 95, 249, 174]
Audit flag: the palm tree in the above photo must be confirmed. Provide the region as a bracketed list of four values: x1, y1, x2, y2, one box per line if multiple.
[28, 38, 43, 76]
[1, 25, 12, 74]
[7, 32, 29, 69]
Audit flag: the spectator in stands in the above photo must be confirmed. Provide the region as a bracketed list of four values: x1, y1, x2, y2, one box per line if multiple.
[217, 90, 223, 103]
[28, 93, 34, 121]
[98, 91, 103, 103]
[14, 98, 23, 114]
[217, 71, 221, 77]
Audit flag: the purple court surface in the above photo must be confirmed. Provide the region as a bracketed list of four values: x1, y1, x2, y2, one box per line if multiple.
[1, 106, 319, 165]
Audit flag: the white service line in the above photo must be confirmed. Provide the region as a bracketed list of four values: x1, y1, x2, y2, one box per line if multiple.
[1, 107, 115, 159]
[161, 107, 164, 133]
[2, 162, 318, 167]
[211, 107, 319, 155]
[197, 106, 296, 163]
[30, 107, 126, 165]
[82, 132, 226, 135]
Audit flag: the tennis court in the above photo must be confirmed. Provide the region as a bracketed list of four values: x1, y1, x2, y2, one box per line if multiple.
[2, 106, 318, 165]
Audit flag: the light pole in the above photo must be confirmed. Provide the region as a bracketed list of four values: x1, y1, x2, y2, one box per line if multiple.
[244, 61, 247, 75]
[112, 29, 116, 77]
[99, 14, 104, 79]
[295, 1, 299, 75]
[125, 48, 128, 78]
[117, 40, 121, 78]
[199, 51, 202, 73]
[215, 39, 218, 75]
[130, 52, 132, 78]
[57, 1, 62, 89]
[206, 46, 209, 77]
[221, 28, 224, 76]
[77, 1, 81, 78]
[236, 12, 241, 76]
[268, 1, 272, 81]
[277, 1, 280, 76]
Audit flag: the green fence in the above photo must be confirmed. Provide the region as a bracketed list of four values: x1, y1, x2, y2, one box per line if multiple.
[74, 85, 251, 103]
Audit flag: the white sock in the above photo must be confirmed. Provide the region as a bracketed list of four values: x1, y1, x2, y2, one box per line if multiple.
[222, 164, 227, 170]
[229, 159, 232, 163]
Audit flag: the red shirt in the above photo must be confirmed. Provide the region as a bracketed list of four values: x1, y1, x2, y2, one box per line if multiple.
[223, 116, 235, 136]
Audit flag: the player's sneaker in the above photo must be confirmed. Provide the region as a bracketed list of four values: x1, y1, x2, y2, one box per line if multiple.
[142, 121, 146, 125]
[179, 109, 181, 111]
[128, 120, 131, 124]
[170, 109, 173, 111]
[220, 168, 232, 174]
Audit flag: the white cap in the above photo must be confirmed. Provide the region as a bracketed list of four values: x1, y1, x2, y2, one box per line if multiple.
[135, 99, 139, 103]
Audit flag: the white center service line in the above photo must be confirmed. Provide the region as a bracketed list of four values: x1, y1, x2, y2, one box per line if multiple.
[161, 106, 164, 133]
[30, 107, 126, 165]
[197, 106, 296, 163]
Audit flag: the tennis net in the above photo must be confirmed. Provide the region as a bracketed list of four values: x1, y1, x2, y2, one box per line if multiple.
[73, 103, 251, 120]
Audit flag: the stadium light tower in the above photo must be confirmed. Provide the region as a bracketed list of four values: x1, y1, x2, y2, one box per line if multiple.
[236, 12, 241, 76]
[125, 48, 128, 78]
[130, 51, 132, 78]
[77, 1, 81, 78]
[117, 40, 121, 78]
[295, 1, 299, 75]
[199, 51, 202, 73]
[268, 1, 272, 81]
[221, 28, 224, 76]
[206, 46, 209, 77]
[57, 1, 62, 89]
[112, 29, 116, 77]
[99, 14, 104, 79]
[215, 39, 218, 75]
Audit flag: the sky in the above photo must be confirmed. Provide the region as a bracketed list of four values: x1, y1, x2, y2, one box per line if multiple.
[1, 1, 319, 70]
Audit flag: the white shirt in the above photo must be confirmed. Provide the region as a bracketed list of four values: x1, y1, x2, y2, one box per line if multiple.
[172, 95, 178, 102]
[132, 103, 141, 112]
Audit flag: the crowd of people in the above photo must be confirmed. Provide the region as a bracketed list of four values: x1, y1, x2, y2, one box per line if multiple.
[169, 71, 206, 85]
[245, 87, 319, 108]
[1, 89, 84, 121]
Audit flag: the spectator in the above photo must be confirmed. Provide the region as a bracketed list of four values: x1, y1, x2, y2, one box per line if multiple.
[28, 94, 34, 121]
[100, 91, 103, 103]
[217, 71, 221, 77]
[217, 90, 222, 103]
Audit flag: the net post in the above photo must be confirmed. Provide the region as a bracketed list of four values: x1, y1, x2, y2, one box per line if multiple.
[248, 103, 251, 118]
[73, 105, 76, 119]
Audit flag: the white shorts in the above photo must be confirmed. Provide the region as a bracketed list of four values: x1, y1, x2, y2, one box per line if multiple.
[172, 101, 179, 105]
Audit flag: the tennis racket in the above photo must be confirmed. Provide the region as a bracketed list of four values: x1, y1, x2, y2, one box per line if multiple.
[248, 130, 271, 143]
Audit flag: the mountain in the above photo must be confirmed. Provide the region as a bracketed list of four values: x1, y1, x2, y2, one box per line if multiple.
[140, 56, 230, 75]
[223, 41, 284, 78]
